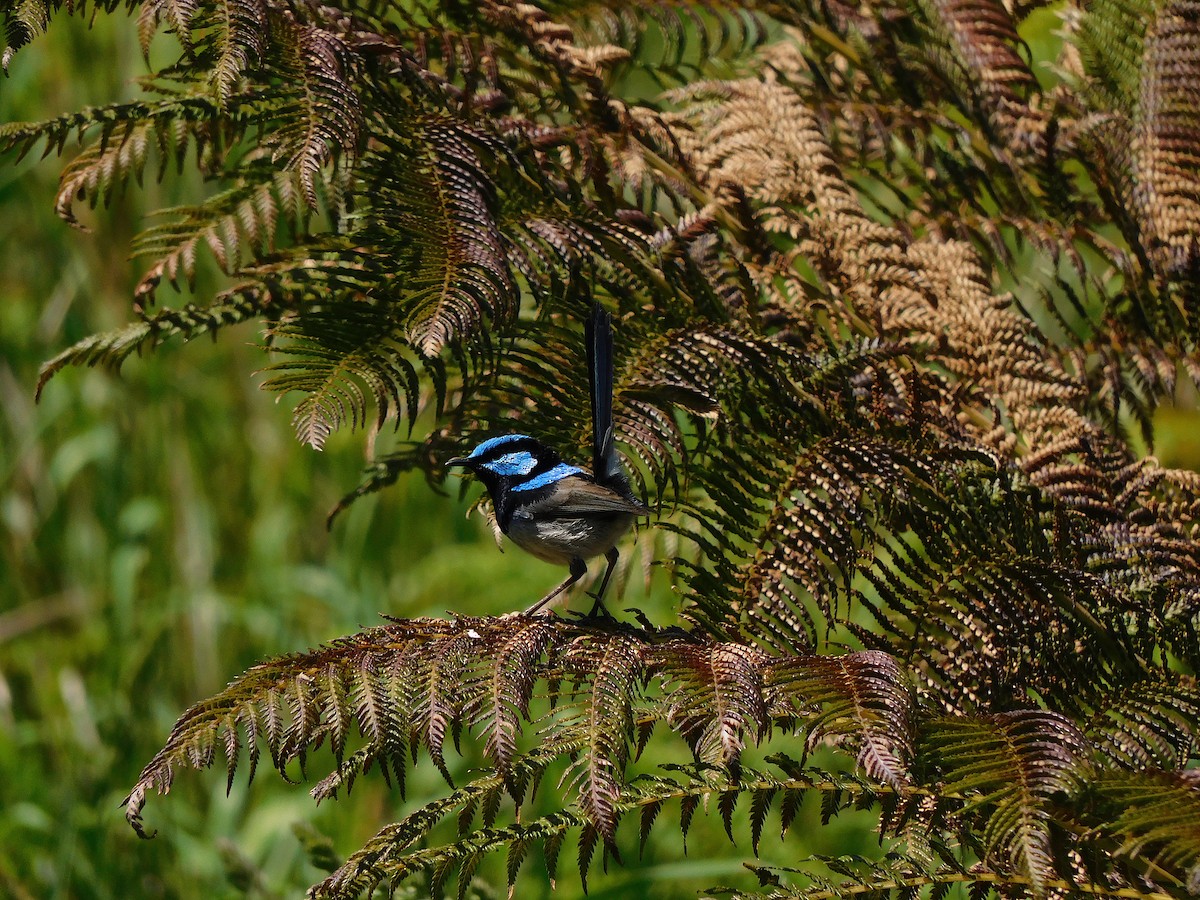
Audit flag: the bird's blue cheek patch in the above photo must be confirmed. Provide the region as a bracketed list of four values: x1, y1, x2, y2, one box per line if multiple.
[513, 463, 583, 491]
[482, 451, 538, 477]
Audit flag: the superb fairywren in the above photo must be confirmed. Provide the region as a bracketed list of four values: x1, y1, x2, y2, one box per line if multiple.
[447, 304, 648, 615]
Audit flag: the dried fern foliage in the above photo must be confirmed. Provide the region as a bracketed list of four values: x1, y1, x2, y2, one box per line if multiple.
[5, 0, 1200, 897]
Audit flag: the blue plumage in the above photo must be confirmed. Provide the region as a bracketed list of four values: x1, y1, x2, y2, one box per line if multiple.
[482, 451, 539, 478]
[511, 462, 583, 492]
[467, 434, 532, 458]
[447, 304, 648, 615]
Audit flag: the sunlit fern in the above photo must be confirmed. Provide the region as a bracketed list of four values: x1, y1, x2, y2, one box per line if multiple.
[5, 0, 1200, 897]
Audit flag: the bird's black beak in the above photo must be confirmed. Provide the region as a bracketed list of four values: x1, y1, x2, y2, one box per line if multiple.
[446, 457, 472, 469]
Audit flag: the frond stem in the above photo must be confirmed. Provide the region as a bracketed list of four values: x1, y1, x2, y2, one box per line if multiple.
[793, 869, 1184, 900]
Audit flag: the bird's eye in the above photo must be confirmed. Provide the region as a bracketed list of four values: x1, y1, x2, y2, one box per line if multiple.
[481, 451, 537, 476]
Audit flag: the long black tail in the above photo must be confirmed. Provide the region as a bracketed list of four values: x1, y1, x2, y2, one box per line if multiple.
[586, 302, 619, 485]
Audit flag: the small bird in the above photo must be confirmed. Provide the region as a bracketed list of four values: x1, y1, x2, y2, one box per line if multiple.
[447, 303, 649, 615]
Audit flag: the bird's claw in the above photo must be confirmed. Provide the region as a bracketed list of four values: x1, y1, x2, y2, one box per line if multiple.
[564, 595, 614, 622]
[627, 608, 654, 630]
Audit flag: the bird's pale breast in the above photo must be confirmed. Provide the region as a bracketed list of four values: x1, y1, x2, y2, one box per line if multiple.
[506, 509, 636, 565]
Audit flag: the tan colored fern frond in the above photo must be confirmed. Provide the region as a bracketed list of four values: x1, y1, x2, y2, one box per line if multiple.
[667, 68, 1089, 459]
[1134, 2, 1200, 290]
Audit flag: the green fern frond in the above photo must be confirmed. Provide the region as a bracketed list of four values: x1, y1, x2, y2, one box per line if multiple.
[2, 0, 49, 71]
[36, 293, 270, 399]
[317, 807, 583, 900]
[0, 93, 221, 174]
[310, 756, 899, 900]
[552, 1, 769, 88]
[924, 710, 1090, 889]
[615, 322, 789, 494]
[1075, 0, 1149, 113]
[132, 164, 301, 297]
[1094, 770, 1200, 891]
[260, 301, 429, 449]
[717, 860, 1185, 900]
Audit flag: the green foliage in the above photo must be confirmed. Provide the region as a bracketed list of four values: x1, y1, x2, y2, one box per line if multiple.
[4, 0, 1200, 898]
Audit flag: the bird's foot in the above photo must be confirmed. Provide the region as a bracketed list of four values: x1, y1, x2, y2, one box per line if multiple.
[588, 591, 617, 619]
[565, 596, 614, 622]
[626, 608, 655, 630]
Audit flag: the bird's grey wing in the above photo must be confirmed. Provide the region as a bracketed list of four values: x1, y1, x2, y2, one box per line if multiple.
[540, 478, 648, 516]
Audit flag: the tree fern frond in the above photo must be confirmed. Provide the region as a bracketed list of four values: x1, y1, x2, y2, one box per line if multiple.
[1068, 0, 1200, 345]
[553, 1, 769, 88]
[203, 0, 268, 104]
[1093, 769, 1200, 891]
[260, 301, 428, 449]
[659, 640, 769, 768]
[474, 620, 557, 783]
[311, 755, 899, 900]
[320, 758, 1200, 899]
[1020, 433, 1200, 676]
[310, 768, 536, 900]
[269, 22, 362, 208]
[1132, 2, 1200, 311]
[124, 608, 1199, 893]
[677, 363, 981, 658]
[55, 122, 166, 228]
[925, 710, 1090, 889]
[1087, 679, 1200, 770]
[2, 0, 50, 71]
[714, 860, 1187, 900]
[1074, 0, 1148, 114]
[560, 631, 647, 844]
[916, 0, 1042, 152]
[139, 0, 201, 50]
[0, 94, 220, 165]
[132, 164, 301, 298]
[615, 322, 791, 495]
[363, 123, 518, 357]
[124, 617, 583, 837]
[122, 618, 450, 837]
[35, 293, 270, 399]
[124, 617, 922, 841]
[19, 1, 1200, 896]
[769, 652, 914, 791]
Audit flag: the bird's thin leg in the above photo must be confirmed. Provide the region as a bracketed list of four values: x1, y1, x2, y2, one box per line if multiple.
[585, 547, 621, 618]
[526, 557, 587, 615]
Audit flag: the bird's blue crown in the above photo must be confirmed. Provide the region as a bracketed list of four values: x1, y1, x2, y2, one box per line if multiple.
[466, 433, 533, 459]
[464, 434, 583, 492]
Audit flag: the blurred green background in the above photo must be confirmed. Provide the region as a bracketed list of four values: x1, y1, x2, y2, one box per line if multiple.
[4, 10, 1200, 900]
